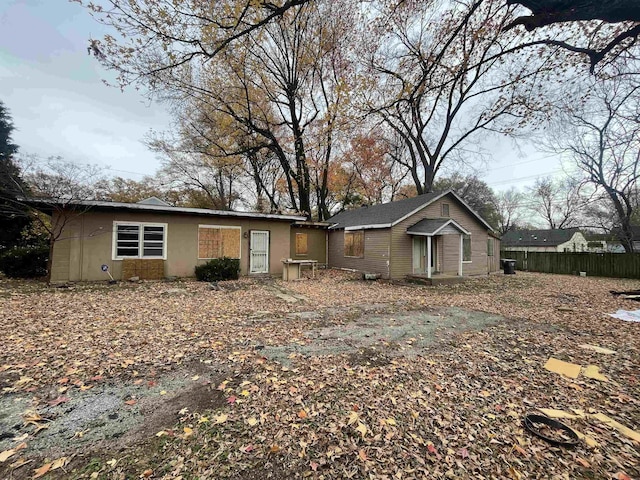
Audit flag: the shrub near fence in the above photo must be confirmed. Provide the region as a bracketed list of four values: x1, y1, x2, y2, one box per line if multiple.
[501, 251, 640, 279]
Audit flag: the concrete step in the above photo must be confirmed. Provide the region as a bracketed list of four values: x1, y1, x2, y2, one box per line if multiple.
[405, 275, 466, 286]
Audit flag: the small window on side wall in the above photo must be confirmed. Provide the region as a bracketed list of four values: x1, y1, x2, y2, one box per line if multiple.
[344, 231, 364, 258]
[441, 203, 450, 217]
[463, 234, 472, 262]
[295, 232, 308, 255]
[487, 238, 494, 256]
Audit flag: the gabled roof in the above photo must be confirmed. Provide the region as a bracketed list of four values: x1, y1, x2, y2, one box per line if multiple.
[25, 198, 307, 222]
[501, 228, 581, 247]
[406, 218, 470, 236]
[327, 190, 493, 231]
[137, 196, 170, 206]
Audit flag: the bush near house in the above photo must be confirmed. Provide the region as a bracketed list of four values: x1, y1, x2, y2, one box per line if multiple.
[194, 257, 240, 282]
[0, 245, 48, 278]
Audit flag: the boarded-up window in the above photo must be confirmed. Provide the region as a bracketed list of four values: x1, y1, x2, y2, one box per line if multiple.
[441, 203, 450, 217]
[199, 226, 241, 259]
[487, 238, 494, 256]
[344, 231, 364, 258]
[295, 233, 308, 255]
[463, 234, 472, 261]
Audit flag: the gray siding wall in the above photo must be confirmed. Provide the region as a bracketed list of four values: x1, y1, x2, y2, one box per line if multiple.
[328, 228, 391, 278]
[390, 195, 492, 278]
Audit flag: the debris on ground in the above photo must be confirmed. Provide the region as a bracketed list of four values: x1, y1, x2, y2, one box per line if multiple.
[608, 308, 640, 322]
[0, 270, 639, 479]
[544, 357, 582, 379]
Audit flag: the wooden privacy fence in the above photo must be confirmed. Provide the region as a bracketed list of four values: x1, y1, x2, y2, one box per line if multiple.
[501, 250, 640, 279]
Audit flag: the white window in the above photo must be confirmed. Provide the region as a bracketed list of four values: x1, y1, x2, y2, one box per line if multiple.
[113, 222, 167, 260]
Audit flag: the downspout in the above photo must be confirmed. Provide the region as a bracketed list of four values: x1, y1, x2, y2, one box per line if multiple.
[325, 228, 329, 268]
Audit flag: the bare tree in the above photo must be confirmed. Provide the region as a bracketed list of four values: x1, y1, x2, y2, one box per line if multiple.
[493, 187, 523, 235]
[548, 74, 640, 251]
[364, 0, 555, 195]
[506, 0, 640, 72]
[527, 176, 584, 229]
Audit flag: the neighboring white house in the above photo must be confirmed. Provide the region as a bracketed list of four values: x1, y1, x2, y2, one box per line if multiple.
[584, 233, 626, 253]
[501, 228, 589, 252]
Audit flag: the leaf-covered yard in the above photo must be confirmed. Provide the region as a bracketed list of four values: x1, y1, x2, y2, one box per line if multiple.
[0, 271, 639, 479]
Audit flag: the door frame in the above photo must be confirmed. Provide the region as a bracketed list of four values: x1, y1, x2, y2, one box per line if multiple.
[249, 230, 270, 274]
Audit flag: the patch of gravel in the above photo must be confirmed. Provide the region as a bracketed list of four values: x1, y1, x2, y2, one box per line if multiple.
[262, 306, 504, 366]
[0, 362, 226, 456]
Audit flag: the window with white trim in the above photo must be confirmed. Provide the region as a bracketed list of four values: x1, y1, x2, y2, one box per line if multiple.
[114, 222, 167, 259]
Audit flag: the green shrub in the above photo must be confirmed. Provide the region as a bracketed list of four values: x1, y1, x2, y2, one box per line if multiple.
[194, 257, 240, 282]
[0, 245, 49, 278]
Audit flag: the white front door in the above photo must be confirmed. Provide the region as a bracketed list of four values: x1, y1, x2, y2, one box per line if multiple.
[250, 230, 269, 274]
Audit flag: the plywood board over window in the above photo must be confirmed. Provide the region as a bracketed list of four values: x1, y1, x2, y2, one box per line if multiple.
[295, 232, 308, 255]
[344, 231, 364, 258]
[198, 226, 241, 259]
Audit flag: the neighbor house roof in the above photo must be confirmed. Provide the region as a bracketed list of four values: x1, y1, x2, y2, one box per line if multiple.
[137, 196, 170, 206]
[501, 228, 581, 247]
[327, 190, 493, 231]
[406, 218, 470, 236]
[25, 198, 307, 222]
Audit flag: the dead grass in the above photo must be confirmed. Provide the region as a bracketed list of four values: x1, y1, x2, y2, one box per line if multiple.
[0, 271, 639, 479]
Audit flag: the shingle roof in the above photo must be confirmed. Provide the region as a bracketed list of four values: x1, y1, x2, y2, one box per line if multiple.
[406, 218, 469, 235]
[327, 192, 443, 229]
[406, 218, 450, 235]
[501, 228, 580, 247]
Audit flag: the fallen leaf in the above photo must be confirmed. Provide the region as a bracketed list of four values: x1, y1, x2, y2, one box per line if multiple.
[358, 449, 367, 461]
[214, 413, 228, 424]
[183, 427, 193, 438]
[347, 411, 359, 425]
[47, 396, 69, 407]
[124, 399, 137, 406]
[298, 409, 308, 419]
[33, 462, 51, 479]
[247, 417, 258, 426]
[140, 469, 153, 478]
[355, 422, 367, 438]
[576, 457, 591, 468]
[51, 457, 67, 470]
[226, 396, 237, 404]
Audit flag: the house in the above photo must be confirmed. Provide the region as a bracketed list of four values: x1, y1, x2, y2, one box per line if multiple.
[501, 228, 588, 252]
[326, 190, 501, 279]
[31, 197, 307, 282]
[610, 226, 640, 252]
[32, 190, 500, 283]
[583, 233, 625, 253]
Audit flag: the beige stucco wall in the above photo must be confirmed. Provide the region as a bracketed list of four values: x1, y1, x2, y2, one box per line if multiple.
[50, 210, 293, 282]
[290, 227, 327, 265]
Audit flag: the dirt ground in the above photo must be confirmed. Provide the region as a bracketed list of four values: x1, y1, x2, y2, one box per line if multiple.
[0, 270, 638, 479]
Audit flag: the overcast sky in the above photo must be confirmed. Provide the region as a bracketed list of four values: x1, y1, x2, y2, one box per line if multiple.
[0, 0, 564, 191]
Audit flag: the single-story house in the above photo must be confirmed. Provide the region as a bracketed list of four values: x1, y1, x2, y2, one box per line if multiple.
[32, 190, 500, 283]
[501, 228, 588, 252]
[326, 190, 501, 279]
[583, 233, 625, 253]
[31, 197, 307, 282]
